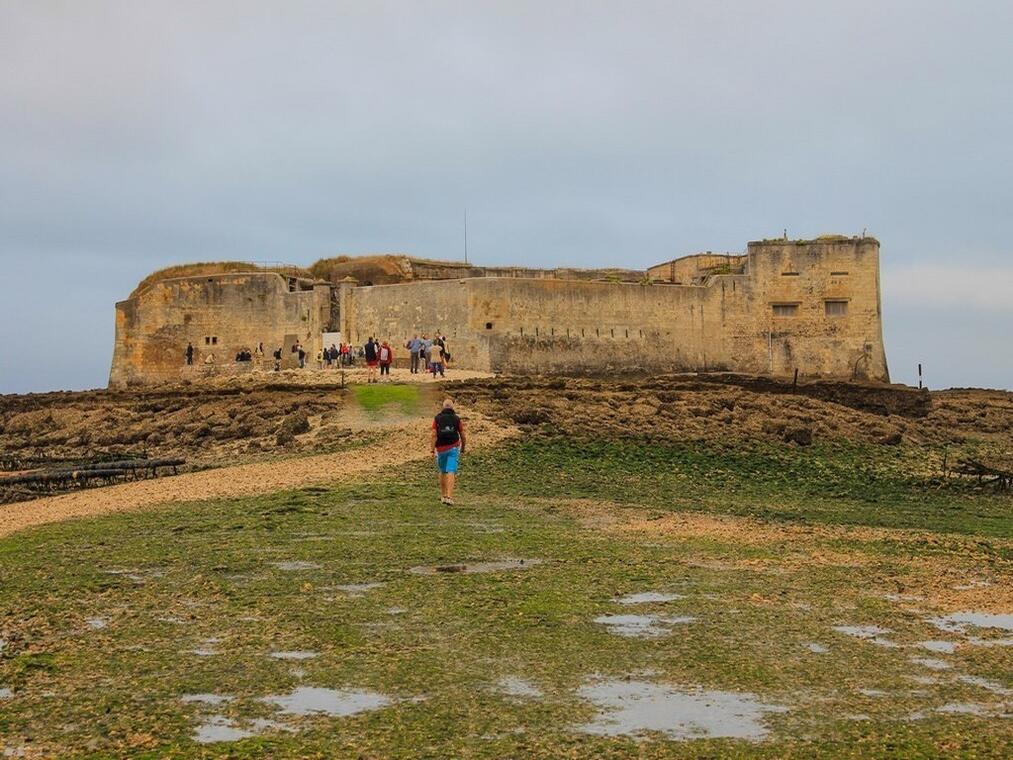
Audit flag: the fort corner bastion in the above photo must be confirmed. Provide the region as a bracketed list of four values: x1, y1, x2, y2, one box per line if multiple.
[109, 236, 889, 387]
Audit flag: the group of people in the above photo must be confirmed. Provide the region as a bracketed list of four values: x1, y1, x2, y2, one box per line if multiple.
[357, 334, 452, 383]
[405, 334, 451, 376]
[316, 343, 361, 368]
[185, 333, 453, 380]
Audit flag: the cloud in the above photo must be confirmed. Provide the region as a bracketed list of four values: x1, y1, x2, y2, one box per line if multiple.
[884, 264, 1013, 312]
[1, 1, 1012, 392]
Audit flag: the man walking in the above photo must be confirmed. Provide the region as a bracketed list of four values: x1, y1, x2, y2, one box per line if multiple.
[185, 342, 194, 366]
[430, 397, 466, 505]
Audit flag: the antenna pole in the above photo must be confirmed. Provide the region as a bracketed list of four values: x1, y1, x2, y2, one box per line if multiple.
[464, 208, 469, 263]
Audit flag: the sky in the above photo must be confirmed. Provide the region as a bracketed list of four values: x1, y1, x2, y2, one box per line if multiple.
[1, 0, 1011, 394]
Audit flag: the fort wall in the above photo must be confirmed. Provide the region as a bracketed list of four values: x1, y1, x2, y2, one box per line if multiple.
[109, 236, 889, 386]
[109, 273, 332, 386]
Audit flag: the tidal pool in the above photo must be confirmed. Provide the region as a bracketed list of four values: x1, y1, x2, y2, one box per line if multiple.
[576, 679, 785, 741]
[594, 614, 695, 638]
[495, 677, 543, 699]
[408, 559, 542, 575]
[615, 592, 684, 605]
[193, 716, 254, 744]
[269, 651, 319, 661]
[261, 686, 391, 717]
[928, 612, 1013, 633]
[271, 561, 322, 571]
[181, 693, 233, 705]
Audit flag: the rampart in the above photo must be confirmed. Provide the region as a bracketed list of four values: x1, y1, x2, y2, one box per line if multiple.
[109, 236, 889, 386]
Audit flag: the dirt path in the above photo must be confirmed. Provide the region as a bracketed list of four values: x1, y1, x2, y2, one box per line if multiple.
[0, 414, 515, 539]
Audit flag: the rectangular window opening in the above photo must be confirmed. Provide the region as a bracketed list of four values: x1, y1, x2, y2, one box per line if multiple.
[772, 303, 799, 317]
[825, 300, 848, 317]
[485, 322, 493, 330]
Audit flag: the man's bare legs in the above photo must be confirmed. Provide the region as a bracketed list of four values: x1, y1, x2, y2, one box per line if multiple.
[437, 472, 456, 502]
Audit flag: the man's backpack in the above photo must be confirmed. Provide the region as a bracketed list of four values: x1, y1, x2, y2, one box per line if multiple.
[434, 410, 460, 447]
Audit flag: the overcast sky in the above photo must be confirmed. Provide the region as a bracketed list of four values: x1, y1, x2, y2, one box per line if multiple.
[1, 0, 1011, 394]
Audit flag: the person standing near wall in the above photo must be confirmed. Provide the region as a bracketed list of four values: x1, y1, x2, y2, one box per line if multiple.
[430, 338, 446, 379]
[364, 336, 379, 383]
[430, 397, 466, 505]
[378, 339, 393, 380]
[407, 334, 423, 374]
[185, 342, 194, 366]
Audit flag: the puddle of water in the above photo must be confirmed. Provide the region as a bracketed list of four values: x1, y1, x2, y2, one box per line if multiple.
[194, 716, 255, 744]
[928, 612, 1013, 634]
[576, 679, 785, 741]
[616, 592, 684, 605]
[271, 561, 322, 571]
[331, 583, 384, 597]
[190, 648, 218, 657]
[105, 568, 163, 582]
[859, 689, 889, 697]
[908, 675, 940, 686]
[935, 702, 994, 716]
[495, 677, 543, 699]
[910, 657, 951, 671]
[804, 643, 829, 654]
[159, 616, 190, 625]
[869, 638, 900, 648]
[269, 651, 319, 661]
[917, 640, 957, 654]
[958, 675, 1013, 697]
[386, 607, 407, 615]
[594, 614, 695, 638]
[290, 667, 307, 679]
[832, 625, 896, 647]
[832, 625, 890, 639]
[181, 693, 233, 705]
[85, 617, 108, 630]
[0, 687, 13, 699]
[966, 636, 1013, 648]
[883, 593, 922, 602]
[408, 558, 542, 575]
[261, 686, 391, 717]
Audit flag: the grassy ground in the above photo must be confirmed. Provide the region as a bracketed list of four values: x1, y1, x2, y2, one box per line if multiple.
[352, 384, 422, 415]
[1, 439, 1010, 758]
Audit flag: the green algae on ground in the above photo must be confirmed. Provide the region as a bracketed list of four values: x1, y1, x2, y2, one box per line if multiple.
[0, 439, 1010, 758]
[352, 383, 422, 415]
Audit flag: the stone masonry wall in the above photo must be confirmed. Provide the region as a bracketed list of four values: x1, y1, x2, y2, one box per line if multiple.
[109, 273, 331, 387]
[109, 238, 889, 385]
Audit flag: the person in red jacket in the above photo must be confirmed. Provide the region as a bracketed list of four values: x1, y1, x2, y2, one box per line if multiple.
[378, 340, 394, 381]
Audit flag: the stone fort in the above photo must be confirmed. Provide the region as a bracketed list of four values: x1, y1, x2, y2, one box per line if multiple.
[109, 235, 889, 387]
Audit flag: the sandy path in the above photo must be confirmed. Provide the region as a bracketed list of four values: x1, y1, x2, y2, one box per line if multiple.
[0, 414, 515, 539]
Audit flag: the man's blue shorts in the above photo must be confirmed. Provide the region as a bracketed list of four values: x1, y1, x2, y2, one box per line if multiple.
[436, 446, 460, 474]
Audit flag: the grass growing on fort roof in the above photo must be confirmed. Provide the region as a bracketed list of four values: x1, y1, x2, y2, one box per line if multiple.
[0, 440, 1011, 758]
